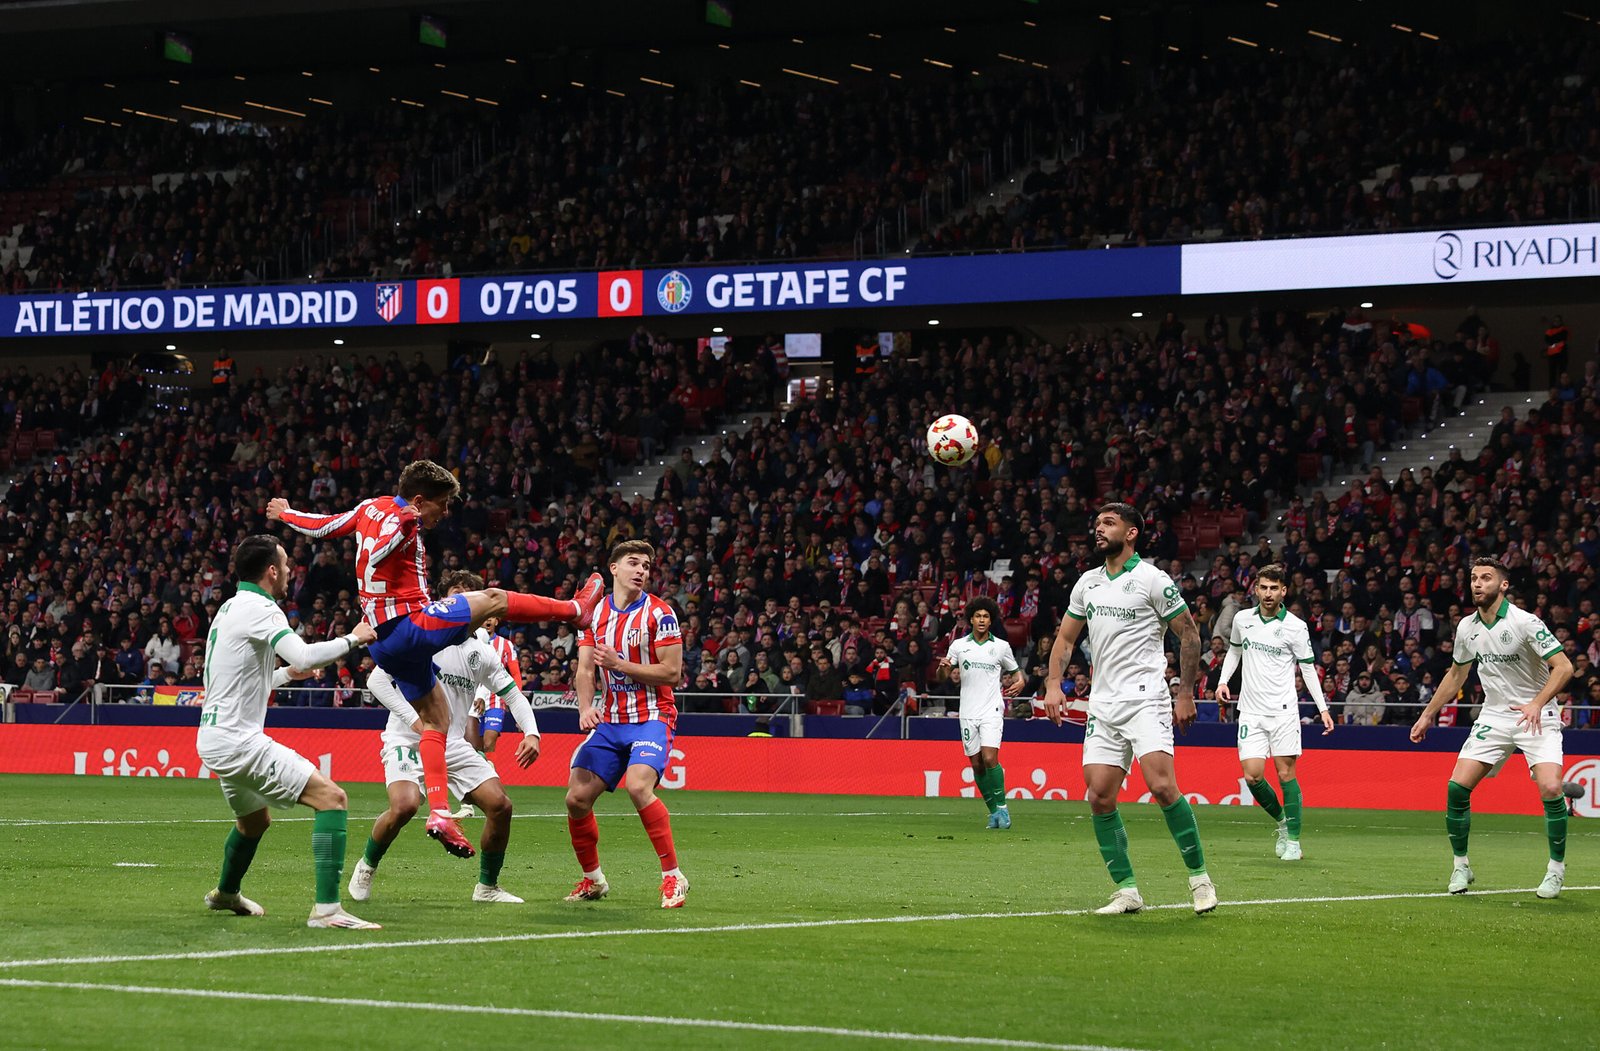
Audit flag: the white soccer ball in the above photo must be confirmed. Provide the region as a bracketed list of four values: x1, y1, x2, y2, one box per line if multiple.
[926, 413, 979, 466]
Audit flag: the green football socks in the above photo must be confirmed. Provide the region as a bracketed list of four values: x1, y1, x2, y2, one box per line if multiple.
[1446, 780, 1473, 858]
[312, 809, 348, 905]
[362, 835, 390, 869]
[1544, 795, 1568, 863]
[1161, 797, 1208, 876]
[481, 850, 506, 887]
[217, 827, 262, 895]
[1247, 778, 1284, 822]
[1092, 809, 1136, 887]
[975, 765, 1008, 814]
[1281, 778, 1303, 842]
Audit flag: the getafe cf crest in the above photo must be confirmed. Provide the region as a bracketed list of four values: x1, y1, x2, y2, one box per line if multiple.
[376, 283, 403, 322]
[657, 270, 692, 313]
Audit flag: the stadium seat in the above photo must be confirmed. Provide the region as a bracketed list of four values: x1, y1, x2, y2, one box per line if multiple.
[1196, 522, 1222, 551]
[615, 436, 641, 462]
[1401, 397, 1423, 426]
[12, 433, 34, 459]
[486, 508, 510, 536]
[1002, 617, 1031, 642]
[1297, 453, 1322, 482]
[1217, 510, 1246, 541]
[33, 429, 54, 452]
[806, 700, 844, 716]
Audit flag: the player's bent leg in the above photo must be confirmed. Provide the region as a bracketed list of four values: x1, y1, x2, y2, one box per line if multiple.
[296, 773, 379, 926]
[1275, 754, 1303, 860]
[352, 782, 422, 902]
[978, 745, 1009, 829]
[467, 780, 522, 902]
[1084, 762, 1140, 911]
[1446, 757, 1494, 891]
[625, 764, 688, 908]
[1532, 762, 1568, 899]
[1139, 750, 1215, 914]
[413, 683, 474, 859]
[1240, 756, 1288, 854]
[565, 767, 610, 902]
[207, 808, 270, 917]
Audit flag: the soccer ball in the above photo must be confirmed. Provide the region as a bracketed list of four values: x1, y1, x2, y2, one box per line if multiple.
[926, 413, 978, 466]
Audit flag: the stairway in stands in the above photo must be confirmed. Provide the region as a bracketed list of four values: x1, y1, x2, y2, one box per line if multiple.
[1255, 388, 1548, 565]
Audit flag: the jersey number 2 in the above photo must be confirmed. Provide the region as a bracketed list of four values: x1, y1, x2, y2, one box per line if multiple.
[357, 533, 389, 595]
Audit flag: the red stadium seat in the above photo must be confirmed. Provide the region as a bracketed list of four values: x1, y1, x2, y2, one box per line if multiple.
[1297, 453, 1322, 482]
[1401, 398, 1423, 425]
[33, 429, 54, 452]
[486, 508, 510, 536]
[1196, 522, 1222, 551]
[806, 700, 844, 716]
[12, 433, 34, 459]
[1217, 510, 1247, 541]
[1002, 617, 1031, 642]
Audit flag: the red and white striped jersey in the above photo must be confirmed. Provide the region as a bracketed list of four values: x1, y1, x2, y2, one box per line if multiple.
[277, 495, 430, 628]
[579, 592, 681, 728]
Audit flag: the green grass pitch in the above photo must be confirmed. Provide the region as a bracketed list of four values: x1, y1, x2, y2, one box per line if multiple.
[0, 775, 1594, 1050]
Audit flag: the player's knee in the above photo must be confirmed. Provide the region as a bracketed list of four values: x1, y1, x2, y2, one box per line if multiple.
[480, 587, 509, 617]
[564, 790, 592, 816]
[1243, 772, 1265, 786]
[483, 793, 513, 823]
[393, 797, 420, 823]
[625, 782, 655, 809]
[326, 785, 350, 811]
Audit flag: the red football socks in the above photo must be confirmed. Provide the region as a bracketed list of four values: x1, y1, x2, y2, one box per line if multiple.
[638, 798, 678, 871]
[505, 591, 579, 623]
[568, 811, 601, 872]
[420, 729, 449, 814]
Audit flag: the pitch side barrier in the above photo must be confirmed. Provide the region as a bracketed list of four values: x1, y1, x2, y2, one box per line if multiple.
[6, 221, 1598, 339]
[4, 689, 1597, 814]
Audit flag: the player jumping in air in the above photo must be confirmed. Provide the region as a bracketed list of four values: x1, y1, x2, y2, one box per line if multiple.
[564, 540, 688, 909]
[198, 534, 380, 929]
[1410, 557, 1574, 898]
[939, 597, 1025, 829]
[268, 460, 603, 859]
[1214, 563, 1334, 861]
[1043, 503, 1217, 916]
[352, 570, 543, 904]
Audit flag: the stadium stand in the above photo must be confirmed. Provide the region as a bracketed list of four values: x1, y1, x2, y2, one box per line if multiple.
[3, 303, 1594, 725]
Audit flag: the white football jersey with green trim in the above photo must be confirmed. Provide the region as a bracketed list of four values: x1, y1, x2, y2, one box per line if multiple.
[1453, 599, 1563, 712]
[1067, 554, 1186, 704]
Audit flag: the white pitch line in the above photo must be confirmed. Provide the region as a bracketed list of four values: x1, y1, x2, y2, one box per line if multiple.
[112, 862, 158, 868]
[0, 979, 1143, 1051]
[0, 810, 907, 828]
[1, 885, 1593, 972]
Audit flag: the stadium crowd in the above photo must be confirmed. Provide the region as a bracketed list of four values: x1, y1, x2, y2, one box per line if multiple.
[5, 33, 1599, 296]
[3, 300, 1596, 726]
[1, 74, 1059, 295]
[920, 36, 1600, 253]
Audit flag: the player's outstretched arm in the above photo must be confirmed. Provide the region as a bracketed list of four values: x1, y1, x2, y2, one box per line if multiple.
[1411, 662, 1470, 742]
[1043, 611, 1085, 726]
[272, 621, 375, 671]
[266, 497, 369, 539]
[1166, 608, 1202, 733]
